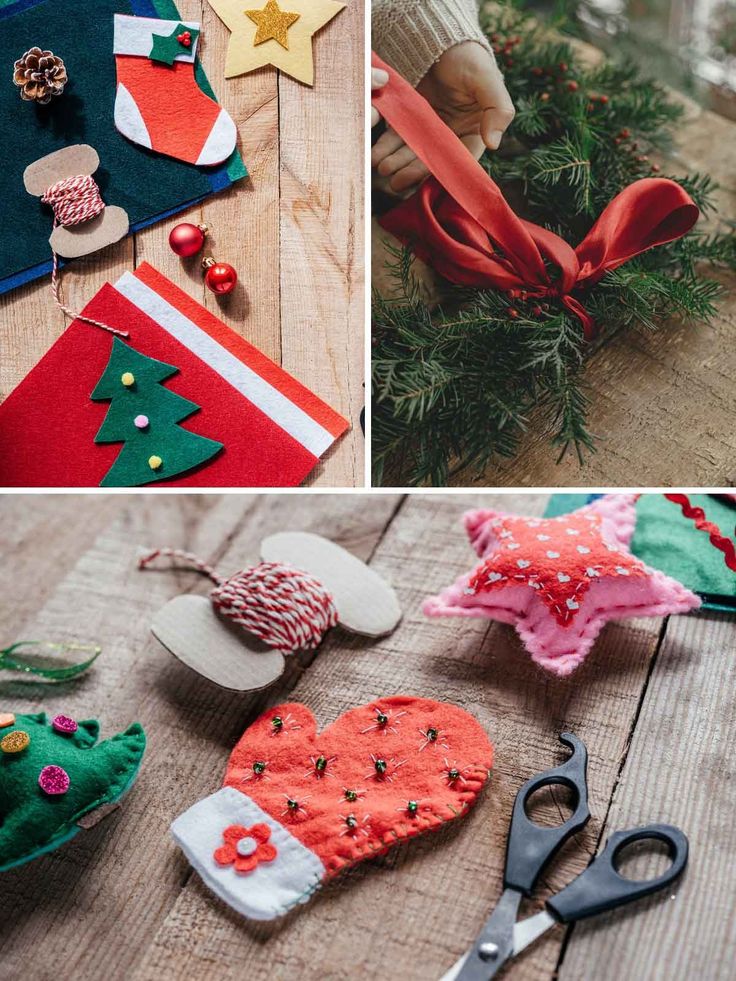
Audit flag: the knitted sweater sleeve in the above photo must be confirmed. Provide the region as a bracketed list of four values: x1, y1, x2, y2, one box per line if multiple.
[372, 0, 492, 87]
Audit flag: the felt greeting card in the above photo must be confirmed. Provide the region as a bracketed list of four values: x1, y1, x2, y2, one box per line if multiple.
[0, 263, 348, 487]
[0, 0, 246, 296]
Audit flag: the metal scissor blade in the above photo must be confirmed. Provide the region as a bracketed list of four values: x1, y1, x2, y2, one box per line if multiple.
[439, 888, 523, 981]
[512, 910, 556, 955]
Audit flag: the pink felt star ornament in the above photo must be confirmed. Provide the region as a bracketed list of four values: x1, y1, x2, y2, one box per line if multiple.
[424, 495, 700, 676]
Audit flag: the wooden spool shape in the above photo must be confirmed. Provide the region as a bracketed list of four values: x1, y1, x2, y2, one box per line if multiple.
[24, 144, 129, 258]
[149, 533, 402, 692]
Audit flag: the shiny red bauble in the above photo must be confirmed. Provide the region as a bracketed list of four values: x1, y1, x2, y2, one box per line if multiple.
[202, 258, 238, 295]
[168, 222, 207, 258]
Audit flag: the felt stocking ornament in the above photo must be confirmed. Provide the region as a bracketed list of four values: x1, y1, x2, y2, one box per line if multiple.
[424, 494, 701, 677]
[171, 697, 493, 920]
[113, 15, 237, 167]
[0, 711, 146, 871]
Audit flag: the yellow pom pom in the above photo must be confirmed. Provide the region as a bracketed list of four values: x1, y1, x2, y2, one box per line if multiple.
[148, 455, 163, 471]
[121, 371, 135, 387]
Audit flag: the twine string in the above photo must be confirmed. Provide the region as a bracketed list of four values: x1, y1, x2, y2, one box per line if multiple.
[41, 174, 128, 338]
[138, 548, 339, 654]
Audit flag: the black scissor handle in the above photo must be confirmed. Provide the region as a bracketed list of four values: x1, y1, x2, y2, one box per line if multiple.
[504, 733, 591, 896]
[547, 823, 689, 923]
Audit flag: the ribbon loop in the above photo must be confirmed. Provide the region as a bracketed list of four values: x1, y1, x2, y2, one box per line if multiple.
[372, 52, 699, 336]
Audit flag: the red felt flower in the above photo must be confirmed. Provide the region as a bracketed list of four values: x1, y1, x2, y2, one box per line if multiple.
[213, 823, 277, 873]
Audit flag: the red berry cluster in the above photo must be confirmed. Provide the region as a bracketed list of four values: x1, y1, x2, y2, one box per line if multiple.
[491, 33, 522, 69]
[614, 130, 661, 173]
[529, 61, 579, 100]
[506, 289, 548, 320]
[177, 30, 192, 47]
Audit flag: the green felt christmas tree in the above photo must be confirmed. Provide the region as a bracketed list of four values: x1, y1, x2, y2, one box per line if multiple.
[91, 338, 223, 487]
[0, 712, 146, 871]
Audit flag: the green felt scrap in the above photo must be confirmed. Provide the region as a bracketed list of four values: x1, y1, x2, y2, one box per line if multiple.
[631, 494, 736, 610]
[91, 338, 223, 488]
[0, 712, 146, 871]
[149, 23, 200, 65]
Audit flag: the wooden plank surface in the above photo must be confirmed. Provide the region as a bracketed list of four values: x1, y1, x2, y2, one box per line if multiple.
[0, 0, 362, 487]
[1, 493, 732, 980]
[559, 610, 736, 981]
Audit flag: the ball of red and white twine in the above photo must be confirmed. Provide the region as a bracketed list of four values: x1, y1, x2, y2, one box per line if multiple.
[138, 548, 339, 654]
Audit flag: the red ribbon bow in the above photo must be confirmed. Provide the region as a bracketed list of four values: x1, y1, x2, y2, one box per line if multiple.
[372, 53, 699, 339]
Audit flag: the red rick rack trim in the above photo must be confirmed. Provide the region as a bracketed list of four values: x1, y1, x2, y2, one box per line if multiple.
[664, 493, 736, 572]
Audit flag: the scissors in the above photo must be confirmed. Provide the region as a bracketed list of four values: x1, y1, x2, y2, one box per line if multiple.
[441, 733, 688, 981]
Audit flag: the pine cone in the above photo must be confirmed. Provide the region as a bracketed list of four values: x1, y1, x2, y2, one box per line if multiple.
[13, 47, 67, 104]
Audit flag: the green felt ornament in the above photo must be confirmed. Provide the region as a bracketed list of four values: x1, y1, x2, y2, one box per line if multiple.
[91, 338, 223, 488]
[149, 23, 201, 65]
[0, 712, 146, 871]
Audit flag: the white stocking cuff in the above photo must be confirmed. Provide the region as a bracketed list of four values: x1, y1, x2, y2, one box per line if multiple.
[113, 14, 200, 62]
[171, 787, 326, 920]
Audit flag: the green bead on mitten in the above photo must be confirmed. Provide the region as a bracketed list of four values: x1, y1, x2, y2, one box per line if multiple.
[0, 711, 146, 871]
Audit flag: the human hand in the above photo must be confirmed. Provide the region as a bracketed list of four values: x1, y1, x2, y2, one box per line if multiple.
[372, 41, 514, 193]
[371, 66, 388, 127]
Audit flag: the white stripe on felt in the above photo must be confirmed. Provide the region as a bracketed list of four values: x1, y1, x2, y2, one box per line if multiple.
[113, 14, 200, 62]
[114, 83, 152, 149]
[114, 272, 336, 458]
[195, 108, 238, 166]
[171, 786, 325, 920]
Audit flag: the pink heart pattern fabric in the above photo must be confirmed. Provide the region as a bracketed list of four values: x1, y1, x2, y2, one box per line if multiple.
[171, 696, 493, 919]
[424, 495, 700, 676]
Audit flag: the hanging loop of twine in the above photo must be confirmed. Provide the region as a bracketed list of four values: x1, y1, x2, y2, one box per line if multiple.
[41, 174, 128, 338]
[138, 548, 339, 655]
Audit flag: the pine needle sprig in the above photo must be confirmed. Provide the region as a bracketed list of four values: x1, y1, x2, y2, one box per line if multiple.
[372, 1, 735, 486]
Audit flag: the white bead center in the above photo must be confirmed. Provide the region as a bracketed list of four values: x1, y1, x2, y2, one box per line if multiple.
[236, 836, 258, 857]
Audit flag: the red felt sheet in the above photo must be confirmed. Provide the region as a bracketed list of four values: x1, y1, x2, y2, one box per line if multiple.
[0, 283, 321, 487]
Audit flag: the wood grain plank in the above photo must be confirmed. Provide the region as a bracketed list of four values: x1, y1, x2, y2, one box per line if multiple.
[133, 493, 675, 981]
[0, 493, 399, 979]
[278, 0, 364, 487]
[0, 496, 117, 641]
[559, 610, 736, 981]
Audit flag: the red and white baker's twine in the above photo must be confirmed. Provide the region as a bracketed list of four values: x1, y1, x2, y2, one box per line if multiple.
[138, 548, 339, 654]
[41, 174, 128, 337]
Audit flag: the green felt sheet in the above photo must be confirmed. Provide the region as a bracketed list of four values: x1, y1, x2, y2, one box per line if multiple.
[0, 712, 146, 871]
[92, 338, 223, 487]
[0, 0, 245, 289]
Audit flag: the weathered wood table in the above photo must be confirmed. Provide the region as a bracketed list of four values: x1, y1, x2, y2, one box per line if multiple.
[0, 0, 364, 487]
[1, 494, 733, 979]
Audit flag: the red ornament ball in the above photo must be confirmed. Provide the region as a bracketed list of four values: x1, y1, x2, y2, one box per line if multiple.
[169, 222, 207, 258]
[203, 259, 238, 295]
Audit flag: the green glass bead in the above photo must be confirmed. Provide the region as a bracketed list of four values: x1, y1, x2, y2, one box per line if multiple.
[344, 789, 358, 802]
[407, 800, 419, 815]
[272, 716, 283, 731]
[374, 758, 387, 774]
[376, 712, 389, 726]
[345, 814, 357, 829]
[315, 755, 327, 772]
[287, 798, 299, 810]
[448, 768, 460, 781]
[426, 727, 438, 742]
[253, 761, 267, 775]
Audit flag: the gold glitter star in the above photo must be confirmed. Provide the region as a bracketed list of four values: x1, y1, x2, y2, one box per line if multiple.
[245, 0, 300, 49]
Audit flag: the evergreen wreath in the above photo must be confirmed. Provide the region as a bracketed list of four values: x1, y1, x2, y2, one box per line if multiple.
[372, 2, 736, 487]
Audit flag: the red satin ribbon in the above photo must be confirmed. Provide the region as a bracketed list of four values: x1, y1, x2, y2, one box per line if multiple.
[372, 53, 699, 338]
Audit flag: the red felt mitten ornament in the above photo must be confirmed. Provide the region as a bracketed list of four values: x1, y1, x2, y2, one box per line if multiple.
[424, 495, 700, 677]
[171, 697, 493, 919]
